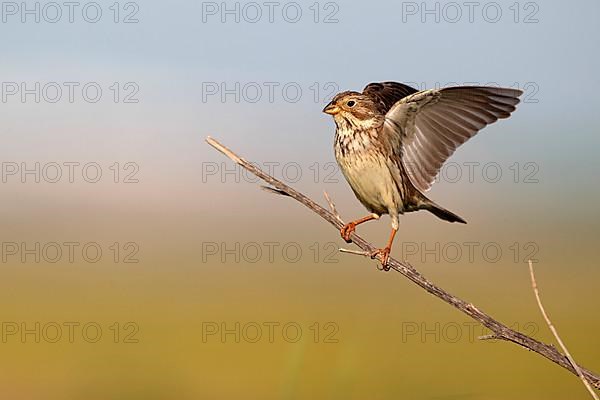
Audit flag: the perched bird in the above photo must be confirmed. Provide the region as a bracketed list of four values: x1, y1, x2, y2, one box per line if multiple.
[323, 82, 522, 269]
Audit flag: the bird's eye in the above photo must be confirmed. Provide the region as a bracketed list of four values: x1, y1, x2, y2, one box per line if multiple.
[346, 100, 356, 107]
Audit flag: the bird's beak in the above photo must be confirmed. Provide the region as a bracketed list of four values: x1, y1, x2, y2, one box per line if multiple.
[323, 102, 340, 115]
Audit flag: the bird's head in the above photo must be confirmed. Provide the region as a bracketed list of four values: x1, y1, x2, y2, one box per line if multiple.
[322, 91, 383, 130]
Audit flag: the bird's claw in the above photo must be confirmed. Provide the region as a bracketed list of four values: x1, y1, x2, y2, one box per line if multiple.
[370, 247, 391, 271]
[340, 222, 356, 243]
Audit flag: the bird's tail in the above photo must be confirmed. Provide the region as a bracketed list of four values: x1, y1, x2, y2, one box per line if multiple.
[422, 199, 467, 224]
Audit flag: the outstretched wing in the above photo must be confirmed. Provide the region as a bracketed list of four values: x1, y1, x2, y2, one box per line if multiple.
[362, 81, 419, 113]
[384, 86, 522, 193]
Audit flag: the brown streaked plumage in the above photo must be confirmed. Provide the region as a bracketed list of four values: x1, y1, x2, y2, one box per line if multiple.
[323, 81, 522, 269]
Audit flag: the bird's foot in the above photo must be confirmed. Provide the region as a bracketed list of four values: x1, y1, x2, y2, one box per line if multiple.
[340, 222, 357, 243]
[370, 247, 392, 271]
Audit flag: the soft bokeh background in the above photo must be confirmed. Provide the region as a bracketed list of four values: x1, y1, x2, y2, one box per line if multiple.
[1, 0, 599, 398]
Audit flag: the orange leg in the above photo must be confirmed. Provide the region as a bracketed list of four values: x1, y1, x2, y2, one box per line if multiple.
[340, 214, 378, 243]
[370, 228, 398, 271]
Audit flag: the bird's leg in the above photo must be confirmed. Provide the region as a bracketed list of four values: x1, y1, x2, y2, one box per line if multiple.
[370, 227, 398, 271]
[340, 214, 379, 243]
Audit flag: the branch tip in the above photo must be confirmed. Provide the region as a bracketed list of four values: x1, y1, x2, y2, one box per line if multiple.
[261, 186, 290, 196]
[339, 248, 371, 257]
[478, 334, 499, 341]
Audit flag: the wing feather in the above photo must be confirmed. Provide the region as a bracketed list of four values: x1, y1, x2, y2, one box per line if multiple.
[383, 86, 522, 192]
[362, 81, 419, 113]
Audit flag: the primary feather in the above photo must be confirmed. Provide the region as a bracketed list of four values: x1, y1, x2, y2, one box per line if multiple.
[383, 86, 522, 192]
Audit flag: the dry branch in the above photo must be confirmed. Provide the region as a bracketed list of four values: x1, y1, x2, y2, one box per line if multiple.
[528, 261, 599, 399]
[206, 136, 600, 390]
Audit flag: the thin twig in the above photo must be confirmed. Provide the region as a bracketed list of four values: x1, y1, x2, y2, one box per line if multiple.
[339, 248, 371, 257]
[528, 260, 599, 399]
[478, 334, 499, 341]
[260, 186, 290, 196]
[324, 191, 344, 224]
[206, 136, 600, 390]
